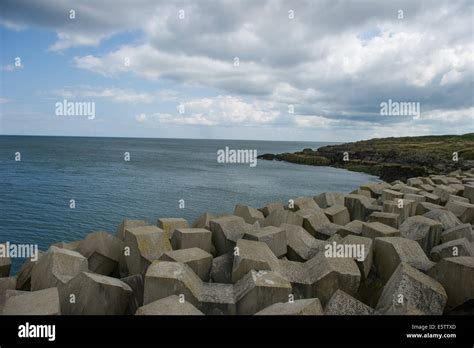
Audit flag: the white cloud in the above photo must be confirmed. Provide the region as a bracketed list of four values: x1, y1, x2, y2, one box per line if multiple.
[136, 95, 280, 126]
[1, 0, 473, 137]
[135, 113, 147, 123]
[2, 64, 23, 72]
[54, 86, 155, 103]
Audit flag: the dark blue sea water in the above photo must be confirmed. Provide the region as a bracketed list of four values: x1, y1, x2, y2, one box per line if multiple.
[0, 136, 378, 272]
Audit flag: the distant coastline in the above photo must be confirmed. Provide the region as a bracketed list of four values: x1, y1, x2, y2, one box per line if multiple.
[258, 133, 474, 182]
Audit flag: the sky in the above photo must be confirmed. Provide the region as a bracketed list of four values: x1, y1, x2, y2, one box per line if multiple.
[0, 0, 473, 142]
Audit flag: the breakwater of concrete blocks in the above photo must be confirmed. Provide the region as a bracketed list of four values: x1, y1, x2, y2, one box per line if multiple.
[1, 169, 474, 315]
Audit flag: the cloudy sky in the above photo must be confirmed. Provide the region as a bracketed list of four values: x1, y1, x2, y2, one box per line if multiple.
[0, 0, 473, 141]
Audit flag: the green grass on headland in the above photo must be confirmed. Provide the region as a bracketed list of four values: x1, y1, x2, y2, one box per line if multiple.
[258, 133, 474, 182]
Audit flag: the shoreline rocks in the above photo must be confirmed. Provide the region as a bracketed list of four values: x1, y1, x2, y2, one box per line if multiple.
[2, 168, 474, 315]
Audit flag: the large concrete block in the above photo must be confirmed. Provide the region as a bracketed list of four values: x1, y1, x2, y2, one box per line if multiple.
[404, 193, 426, 203]
[171, 228, 212, 253]
[423, 209, 462, 230]
[430, 238, 473, 262]
[79, 231, 123, 276]
[399, 216, 443, 253]
[441, 223, 472, 243]
[341, 235, 373, 280]
[282, 223, 324, 262]
[376, 263, 447, 315]
[234, 270, 292, 315]
[210, 252, 233, 283]
[374, 237, 434, 282]
[209, 215, 250, 255]
[0, 276, 16, 311]
[157, 218, 189, 238]
[299, 209, 332, 239]
[431, 175, 449, 185]
[415, 202, 446, 215]
[62, 272, 132, 315]
[255, 298, 323, 315]
[368, 212, 399, 228]
[144, 261, 202, 306]
[419, 191, 440, 204]
[15, 251, 44, 290]
[263, 208, 306, 228]
[400, 186, 422, 195]
[448, 194, 470, 204]
[325, 289, 374, 315]
[234, 204, 265, 224]
[360, 182, 391, 198]
[143, 260, 236, 314]
[232, 239, 279, 283]
[336, 220, 364, 238]
[289, 196, 321, 211]
[381, 189, 404, 202]
[243, 226, 287, 257]
[135, 295, 204, 315]
[324, 205, 350, 226]
[160, 247, 212, 281]
[445, 200, 474, 223]
[123, 225, 172, 275]
[121, 274, 144, 315]
[304, 252, 361, 305]
[433, 185, 457, 203]
[116, 219, 147, 240]
[314, 192, 345, 208]
[344, 194, 375, 221]
[0, 243, 11, 277]
[199, 282, 236, 315]
[362, 222, 400, 239]
[463, 184, 474, 204]
[258, 202, 284, 217]
[428, 257, 474, 311]
[192, 212, 216, 229]
[383, 199, 414, 223]
[31, 246, 88, 291]
[2, 287, 61, 315]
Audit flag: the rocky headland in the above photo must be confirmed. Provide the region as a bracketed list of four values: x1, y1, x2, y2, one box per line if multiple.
[258, 133, 474, 182]
[1, 169, 474, 316]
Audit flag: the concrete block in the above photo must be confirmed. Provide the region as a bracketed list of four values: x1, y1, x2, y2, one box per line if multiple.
[428, 257, 474, 311]
[160, 247, 212, 281]
[362, 222, 400, 239]
[171, 228, 212, 253]
[31, 247, 88, 291]
[135, 295, 204, 315]
[234, 204, 265, 224]
[324, 205, 350, 226]
[2, 287, 60, 315]
[325, 289, 374, 315]
[399, 216, 442, 254]
[243, 226, 287, 257]
[376, 263, 447, 315]
[124, 225, 172, 275]
[255, 298, 323, 315]
[79, 231, 123, 276]
[62, 272, 132, 315]
[374, 237, 434, 282]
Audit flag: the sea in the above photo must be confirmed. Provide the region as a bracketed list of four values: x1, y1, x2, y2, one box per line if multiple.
[0, 136, 379, 272]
